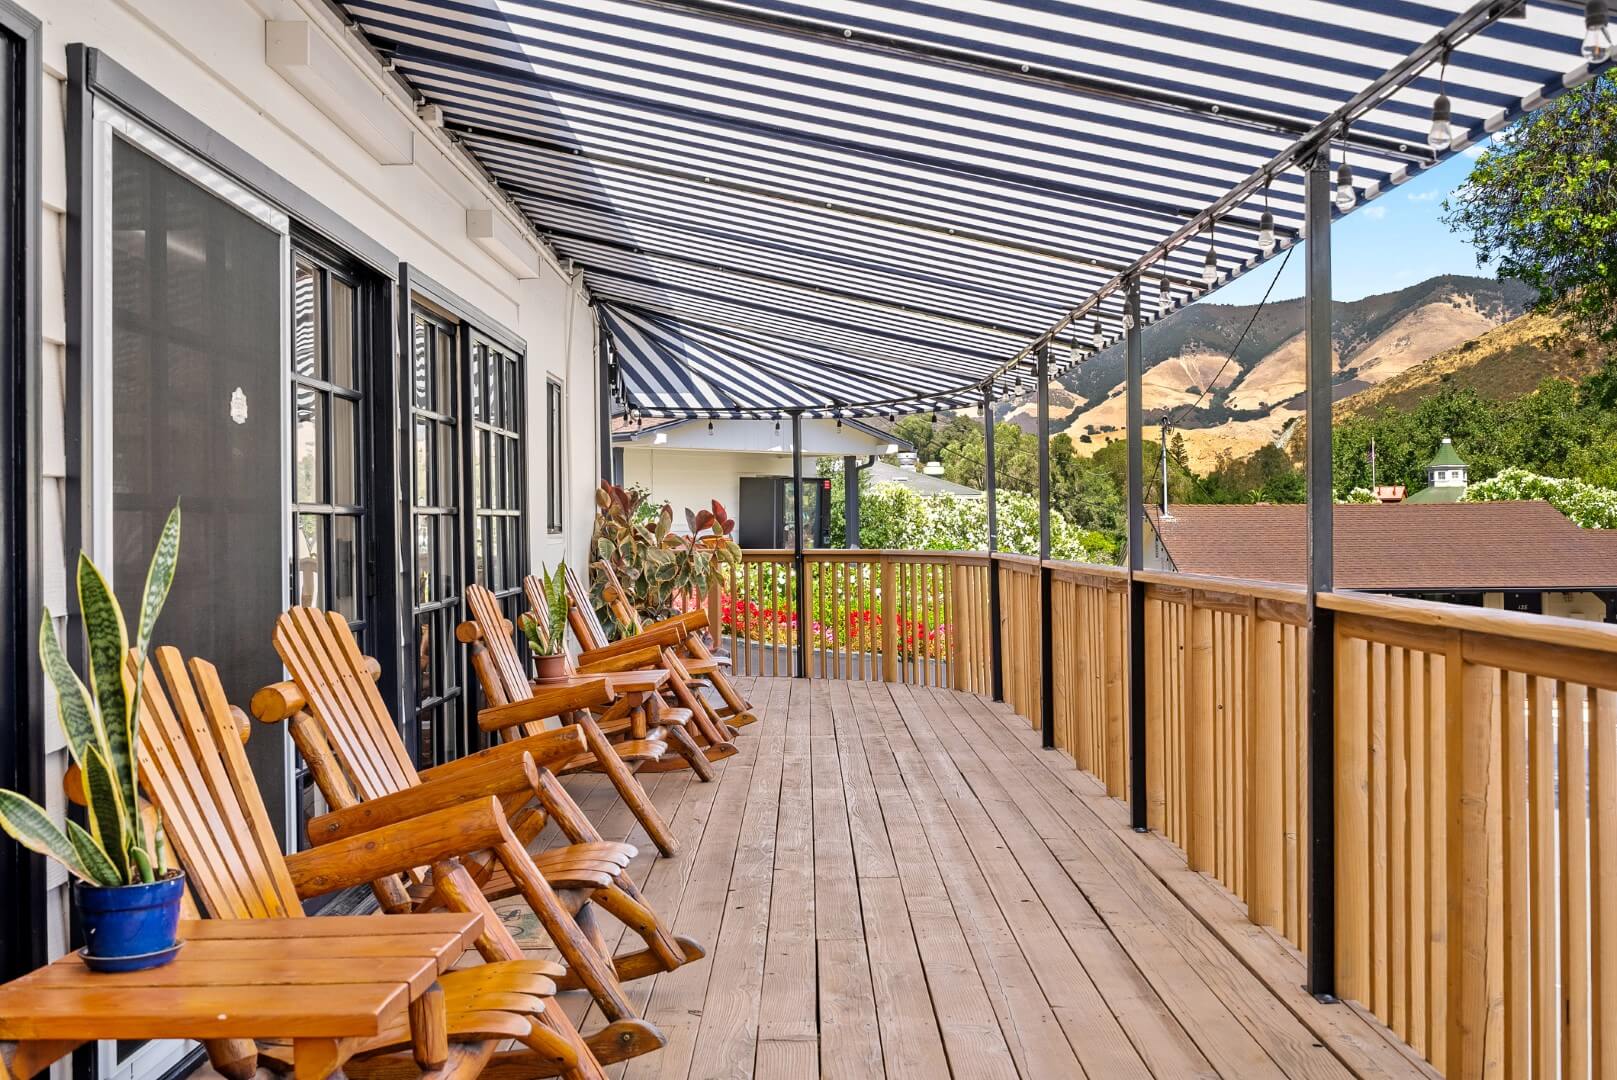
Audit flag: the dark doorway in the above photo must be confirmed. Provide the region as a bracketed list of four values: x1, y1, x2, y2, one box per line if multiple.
[0, 0, 41, 983]
[106, 130, 287, 833]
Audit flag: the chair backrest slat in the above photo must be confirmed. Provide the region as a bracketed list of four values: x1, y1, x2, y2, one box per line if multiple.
[272, 608, 419, 801]
[563, 565, 615, 651]
[133, 647, 301, 919]
[465, 583, 552, 741]
[591, 563, 645, 640]
[466, 586, 533, 703]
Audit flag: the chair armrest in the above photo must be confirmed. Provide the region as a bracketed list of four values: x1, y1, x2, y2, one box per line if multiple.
[640, 610, 708, 636]
[304, 751, 544, 844]
[478, 681, 612, 733]
[576, 625, 683, 663]
[284, 797, 509, 898]
[575, 645, 664, 674]
[422, 725, 587, 780]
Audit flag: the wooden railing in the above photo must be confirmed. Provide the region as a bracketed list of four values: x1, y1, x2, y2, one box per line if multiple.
[1323, 591, 1616, 1079]
[714, 546, 1617, 1078]
[1137, 570, 1312, 953]
[714, 549, 993, 694]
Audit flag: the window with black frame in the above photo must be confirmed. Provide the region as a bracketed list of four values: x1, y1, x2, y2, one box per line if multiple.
[289, 250, 368, 842]
[547, 378, 563, 534]
[471, 333, 525, 628]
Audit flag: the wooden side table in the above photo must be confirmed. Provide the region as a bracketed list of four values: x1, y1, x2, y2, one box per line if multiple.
[0, 913, 481, 1080]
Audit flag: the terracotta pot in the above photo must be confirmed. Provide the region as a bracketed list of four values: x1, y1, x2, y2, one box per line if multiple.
[533, 652, 569, 683]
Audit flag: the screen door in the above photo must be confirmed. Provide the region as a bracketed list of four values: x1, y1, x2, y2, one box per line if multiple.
[99, 110, 291, 833]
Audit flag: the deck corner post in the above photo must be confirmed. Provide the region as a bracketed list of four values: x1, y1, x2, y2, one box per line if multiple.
[1303, 152, 1337, 1001]
[984, 382, 1004, 702]
[1124, 277, 1149, 831]
[791, 410, 809, 679]
[1036, 342, 1055, 751]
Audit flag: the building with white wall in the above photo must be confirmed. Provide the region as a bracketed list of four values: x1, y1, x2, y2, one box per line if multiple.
[0, 7, 605, 1077]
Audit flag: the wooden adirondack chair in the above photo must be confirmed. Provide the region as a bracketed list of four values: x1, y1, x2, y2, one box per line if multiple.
[257, 608, 699, 1060]
[128, 645, 610, 1080]
[457, 585, 705, 858]
[565, 564, 756, 735]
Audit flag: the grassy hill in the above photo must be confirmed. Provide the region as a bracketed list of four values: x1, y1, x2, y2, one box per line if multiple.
[1332, 308, 1613, 422]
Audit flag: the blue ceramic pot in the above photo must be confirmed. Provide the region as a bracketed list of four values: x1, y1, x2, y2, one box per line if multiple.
[74, 870, 186, 971]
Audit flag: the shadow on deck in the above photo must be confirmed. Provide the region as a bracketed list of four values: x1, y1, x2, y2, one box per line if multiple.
[545, 677, 1436, 1079]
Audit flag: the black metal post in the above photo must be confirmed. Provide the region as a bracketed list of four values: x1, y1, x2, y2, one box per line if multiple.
[1125, 278, 1149, 831]
[984, 384, 1004, 702]
[843, 454, 859, 548]
[1036, 342, 1055, 750]
[1304, 155, 1337, 1001]
[791, 411, 809, 679]
[597, 324, 614, 484]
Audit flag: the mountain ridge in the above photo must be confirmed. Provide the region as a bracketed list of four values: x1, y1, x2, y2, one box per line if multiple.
[1003, 274, 1537, 470]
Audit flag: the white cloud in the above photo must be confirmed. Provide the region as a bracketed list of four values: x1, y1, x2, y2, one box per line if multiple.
[1406, 190, 1442, 202]
[1462, 144, 1487, 159]
[1362, 205, 1388, 221]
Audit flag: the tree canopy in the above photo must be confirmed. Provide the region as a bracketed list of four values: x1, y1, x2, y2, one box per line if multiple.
[1443, 72, 1617, 340]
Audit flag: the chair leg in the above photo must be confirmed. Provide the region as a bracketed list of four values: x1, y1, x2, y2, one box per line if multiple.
[494, 840, 639, 1023]
[576, 714, 680, 856]
[663, 722, 716, 782]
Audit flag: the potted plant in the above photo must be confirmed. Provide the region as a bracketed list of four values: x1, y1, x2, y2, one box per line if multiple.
[0, 505, 183, 971]
[518, 561, 573, 683]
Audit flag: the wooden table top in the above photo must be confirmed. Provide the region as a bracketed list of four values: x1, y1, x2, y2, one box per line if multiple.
[0, 914, 481, 1043]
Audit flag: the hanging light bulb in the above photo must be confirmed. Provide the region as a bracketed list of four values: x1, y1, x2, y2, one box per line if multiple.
[1158, 274, 1172, 315]
[707, 419, 715, 434]
[1068, 337, 1083, 365]
[1091, 318, 1104, 349]
[930, 410, 938, 425]
[1122, 309, 1135, 331]
[1334, 152, 1357, 212]
[1257, 209, 1276, 255]
[1202, 222, 1219, 285]
[1585, 0, 1612, 63]
[1427, 49, 1454, 151]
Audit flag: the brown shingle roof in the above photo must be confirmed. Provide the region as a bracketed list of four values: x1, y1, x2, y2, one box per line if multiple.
[1145, 501, 1617, 591]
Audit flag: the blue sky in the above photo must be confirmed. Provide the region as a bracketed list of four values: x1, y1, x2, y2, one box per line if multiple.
[1210, 144, 1496, 306]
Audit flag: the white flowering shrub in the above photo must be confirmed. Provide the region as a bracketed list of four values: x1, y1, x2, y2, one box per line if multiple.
[858, 483, 1110, 563]
[1340, 487, 1380, 504]
[1463, 467, 1617, 529]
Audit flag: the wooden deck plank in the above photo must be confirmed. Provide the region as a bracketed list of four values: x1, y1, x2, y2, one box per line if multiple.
[498, 674, 1437, 1079]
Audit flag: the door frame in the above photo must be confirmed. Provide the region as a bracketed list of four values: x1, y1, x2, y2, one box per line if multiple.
[64, 45, 402, 837]
[0, 0, 43, 984]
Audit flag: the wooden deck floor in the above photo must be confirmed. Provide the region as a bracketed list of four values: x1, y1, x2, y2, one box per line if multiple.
[547, 677, 1436, 1079]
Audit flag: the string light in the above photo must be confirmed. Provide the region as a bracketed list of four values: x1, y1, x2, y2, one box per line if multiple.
[1091, 318, 1104, 349]
[1158, 274, 1172, 315]
[1585, 0, 1612, 63]
[1334, 140, 1357, 212]
[1428, 48, 1453, 151]
[1201, 221, 1219, 285]
[1068, 337, 1083, 365]
[1258, 183, 1276, 255]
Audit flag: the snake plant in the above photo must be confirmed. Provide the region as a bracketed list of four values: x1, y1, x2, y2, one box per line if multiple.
[0, 504, 181, 886]
[519, 561, 573, 658]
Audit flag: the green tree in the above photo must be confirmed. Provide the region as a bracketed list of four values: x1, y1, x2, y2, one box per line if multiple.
[1443, 72, 1617, 340]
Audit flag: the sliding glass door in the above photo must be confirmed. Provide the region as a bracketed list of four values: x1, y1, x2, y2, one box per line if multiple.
[101, 110, 288, 825]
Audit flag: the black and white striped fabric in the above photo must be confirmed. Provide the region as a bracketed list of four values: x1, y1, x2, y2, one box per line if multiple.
[340, 0, 1598, 417]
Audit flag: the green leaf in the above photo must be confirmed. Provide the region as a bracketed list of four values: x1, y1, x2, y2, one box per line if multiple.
[0, 790, 97, 885]
[66, 819, 123, 887]
[135, 503, 181, 655]
[38, 610, 101, 766]
[77, 554, 137, 840]
[82, 744, 130, 884]
[128, 844, 155, 884]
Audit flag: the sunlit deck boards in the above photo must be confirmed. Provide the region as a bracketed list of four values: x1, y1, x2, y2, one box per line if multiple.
[544, 677, 1436, 1079]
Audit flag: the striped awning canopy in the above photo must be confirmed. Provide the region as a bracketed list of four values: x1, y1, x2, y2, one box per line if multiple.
[339, 0, 1601, 417]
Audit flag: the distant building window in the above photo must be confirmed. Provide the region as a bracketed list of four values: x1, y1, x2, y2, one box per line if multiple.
[547, 379, 563, 533]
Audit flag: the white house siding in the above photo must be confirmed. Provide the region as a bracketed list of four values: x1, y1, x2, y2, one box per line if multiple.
[621, 447, 800, 525]
[18, 0, 600, 1021]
